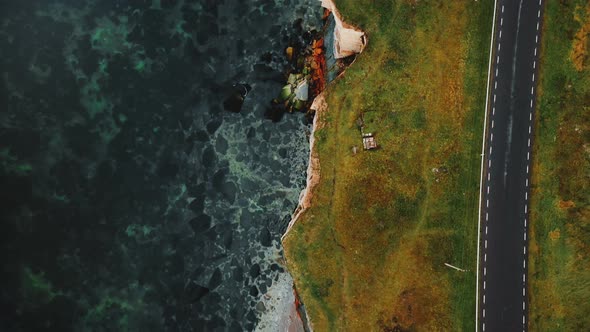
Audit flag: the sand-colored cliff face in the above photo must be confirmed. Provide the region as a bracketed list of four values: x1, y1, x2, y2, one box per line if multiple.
[282, 0, 366, 243]
[320, 0, 367, 58]
[277, 2, 366, 331]
[259, 1, 366, 330]
[282, 94, 326, 242]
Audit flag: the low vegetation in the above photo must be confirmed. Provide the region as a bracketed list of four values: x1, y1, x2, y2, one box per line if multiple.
[283, 0, 494, 330]
[528, 1, 590, 330]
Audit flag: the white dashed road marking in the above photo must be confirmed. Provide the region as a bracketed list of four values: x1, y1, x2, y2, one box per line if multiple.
[479, 3, 542, 329]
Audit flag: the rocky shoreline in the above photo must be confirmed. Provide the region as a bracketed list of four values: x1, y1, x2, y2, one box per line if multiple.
[283, 0, 367, 240]
[255, 0, 367, 330]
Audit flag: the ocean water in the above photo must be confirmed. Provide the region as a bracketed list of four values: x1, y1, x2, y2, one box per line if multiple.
[0, 0, 321, 330]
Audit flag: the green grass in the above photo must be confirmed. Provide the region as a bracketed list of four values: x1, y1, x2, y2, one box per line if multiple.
[283, 0, 494, 330]
[528, 1, 590, 330]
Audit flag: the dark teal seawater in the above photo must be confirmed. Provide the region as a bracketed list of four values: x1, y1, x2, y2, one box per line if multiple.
[0, 1, 321, 330]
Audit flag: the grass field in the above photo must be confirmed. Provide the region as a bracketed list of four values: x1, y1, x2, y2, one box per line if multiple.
[283, 0, 494, 330]
[528, 1, 590, 330]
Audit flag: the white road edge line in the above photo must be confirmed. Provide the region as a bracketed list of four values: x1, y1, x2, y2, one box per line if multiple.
[476, 1, 498, 329]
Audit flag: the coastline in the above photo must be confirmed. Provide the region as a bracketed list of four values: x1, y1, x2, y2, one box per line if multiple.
[254, 94, 325, 332]
[282, 0, 367, 243]
[281, 93, 326, 242]
[275, 1, 367, 330]
[276, 0, 497, 330]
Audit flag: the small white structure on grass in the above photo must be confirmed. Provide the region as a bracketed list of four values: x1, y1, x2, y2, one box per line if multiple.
[362, 133, 377, 150]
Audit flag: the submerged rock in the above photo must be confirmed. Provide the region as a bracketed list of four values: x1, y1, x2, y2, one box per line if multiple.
[220, 181, 237, 203]
[249, 285, 259, 297]
[209, 268, 223, 289]
[189, 214, 211, 233]
[260, 227, 272, 247]
[184, 282, 210, 303]
[249, 263, 261, 279]
[223, 83, 251, 113]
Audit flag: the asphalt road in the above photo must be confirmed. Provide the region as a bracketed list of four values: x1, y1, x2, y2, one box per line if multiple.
[478, 0, 544, 331]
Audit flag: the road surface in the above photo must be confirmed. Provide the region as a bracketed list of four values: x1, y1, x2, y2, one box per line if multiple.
[478, 0, 544, 331]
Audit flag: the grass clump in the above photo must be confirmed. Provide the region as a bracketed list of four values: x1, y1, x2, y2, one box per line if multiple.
[283, 0, 494, 330]
[528, 1, 590, 330]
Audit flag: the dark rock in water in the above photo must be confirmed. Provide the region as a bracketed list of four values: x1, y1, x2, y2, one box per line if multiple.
[270, 263, 279, 272]
[260, 227, 272, 247]
[204, 292, 223, 313]
[184, 282, 210, 303]
[233, 266, 244, 282]
[246, 310, 257, 323]
[209, 268, 223, 289]
[221, 181, 237, 203]
[245, 322, 255, 331]
[190, 130, 210, 142]
[184, 139, 195, 154]
[259, 283, 267, 295]
[215, 135, 228, 154]
[189, 197, 204, 213]
[246, 127, 256, 139]
[166, 252, 185, 275]
[265, 100, 286, 122]
[252, 64, 283, 81]
[262, 128, 272, 141]
[305, 109, 316, 124]
[223, 83, 251, 113]
[202, 146, 217, 168]
[260, 52, 273, 63]
[157, 160, 179, 178]
[229, 321, 243, 332]
[212, 168, 227, 190]
[278, 147, 287, 158]
[187, 182, 207, 197]
[240, 178, 260, 193]
[188, 318, 209, 331]
[206, 118, 222, 134]
[278, 173, 291, 187]
[292, 18, 304, 33]
[205, 314, 226, 330]
[223, 231, 233, 249]
[258, 194, 275, 207]
[161, 0, 178, 9]
[204, 224, 222, 241]
[189, 214, 211, 233]
[249, 263, 260, 279]
[249, 286, 259, 297]
[240, 209, 254, 230]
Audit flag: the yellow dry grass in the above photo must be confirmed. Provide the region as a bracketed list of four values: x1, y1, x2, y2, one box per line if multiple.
[571, 3, 590, 71]
[284, 0, 493, 330]
[528, 0, 590, 329]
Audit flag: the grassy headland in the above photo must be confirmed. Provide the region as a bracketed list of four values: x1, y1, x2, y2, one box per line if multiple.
[528, 1, 590, 330]
[283, 0, 494, 330]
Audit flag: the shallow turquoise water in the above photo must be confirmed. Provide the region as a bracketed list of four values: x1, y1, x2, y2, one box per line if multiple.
[0, 0, 321, 330]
